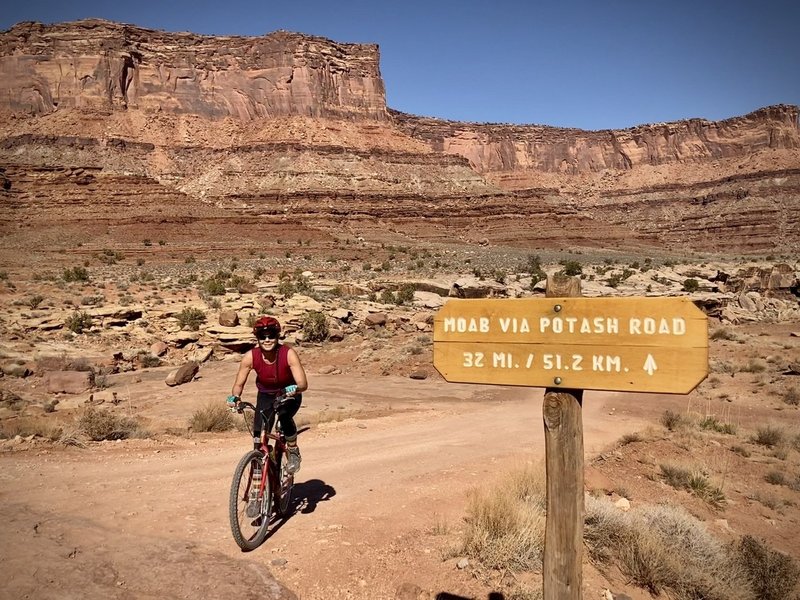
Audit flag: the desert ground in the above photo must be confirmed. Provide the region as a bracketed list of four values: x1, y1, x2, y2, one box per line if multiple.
[0, 245, 798, 600]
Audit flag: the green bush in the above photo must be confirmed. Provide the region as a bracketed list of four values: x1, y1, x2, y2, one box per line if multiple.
[395, 284, 416, 305]
[201, 277, 226, 296]
[682, 278, 700, 293]
[176, 307, 207, 331]
[559, 260, 583, 276]
[63, 266, 90, 282]
[65, 310, 93, 333]
[302, 311, 329, 342]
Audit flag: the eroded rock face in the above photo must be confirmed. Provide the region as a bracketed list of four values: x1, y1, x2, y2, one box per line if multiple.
[0, 19, 798, 256]
[0, 20, 387, 121]
[391, 106, 800, 175]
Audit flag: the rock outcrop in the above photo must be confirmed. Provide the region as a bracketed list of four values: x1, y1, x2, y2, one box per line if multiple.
[0, 20, 387, 121]
[0, 19, 799, 256]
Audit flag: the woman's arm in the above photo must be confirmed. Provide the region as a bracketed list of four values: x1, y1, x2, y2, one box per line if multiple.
[230, 351, 254, 398]
[286, 347, 308, 393]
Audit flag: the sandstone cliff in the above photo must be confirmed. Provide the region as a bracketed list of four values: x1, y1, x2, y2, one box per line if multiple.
[1, 20, 799, 257]
[0, 19, 387, 121]
[390, 106, 799, 177]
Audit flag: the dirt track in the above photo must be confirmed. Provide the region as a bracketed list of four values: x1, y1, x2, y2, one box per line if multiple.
[0, 370, 651, 600]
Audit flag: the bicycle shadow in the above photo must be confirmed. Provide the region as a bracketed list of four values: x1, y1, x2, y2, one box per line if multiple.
[291, 478, 336, 514]
[256, 478, 337, 546]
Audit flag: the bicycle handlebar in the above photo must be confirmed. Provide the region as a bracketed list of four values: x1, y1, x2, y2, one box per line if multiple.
[234, 393, 291, 415]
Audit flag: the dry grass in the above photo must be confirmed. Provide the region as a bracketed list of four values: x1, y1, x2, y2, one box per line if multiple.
[459, 463, 547, 572]
[78, 407, 143, 441]
[659, 463, 727, 509]
[586, 497, 752, 600]
[0, 416, 63, 441]
[189, 402, 235, 433]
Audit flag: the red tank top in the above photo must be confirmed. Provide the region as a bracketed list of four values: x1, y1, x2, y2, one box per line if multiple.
[251, 345, 295, 393]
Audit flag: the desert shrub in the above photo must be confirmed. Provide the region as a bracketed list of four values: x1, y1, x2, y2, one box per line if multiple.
[395, 284, 416, 305]
[201, 277, 226, 296]
[619, 432, 642, 445]
[710, 327, 739, 341]
[380, 289, 395, 304]
[733, 535, 800, 600]
[65, 310, 93, 333]
[783, 387, 800, 406]
[764, 470, 786, 486]
[176, 307, 206, 331]
[753, 425, 784, 447]
[0, 417, 63, 441]
[659, 464, 726, 508]
[559, 259, 582, 276]
[302, 311, 329, 342]
[730, 444, 751, 457]
[660, 409, 687, 431]
[699, 415, 738, 435]
[27, 294, 45, 309]
[742, 358, 766, 373]
[189, 402, 234, 433]
[585, 497, 753, 600]
[78, 407, 139, 441]
[62, 266, 90, 282]
[682, 278, 700, 292]
[138, 353, 161, 368]
[460, 463, 546, 572]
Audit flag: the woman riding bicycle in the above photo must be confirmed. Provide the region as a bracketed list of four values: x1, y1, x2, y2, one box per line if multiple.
[227, 316, 308, 474]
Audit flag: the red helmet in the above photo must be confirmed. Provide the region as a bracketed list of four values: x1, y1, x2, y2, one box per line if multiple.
[253, 316, 281, 335]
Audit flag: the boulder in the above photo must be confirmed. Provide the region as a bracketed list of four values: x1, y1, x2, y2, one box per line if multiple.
[1, 361, 31, 378]
[187, 347, 214, 363]
[219, 310, 240, 327]
[165, 361, 199, 387]
[150, 341, 169, 357]
[44, 370, 94, 394]
[364, 313, 387, 327]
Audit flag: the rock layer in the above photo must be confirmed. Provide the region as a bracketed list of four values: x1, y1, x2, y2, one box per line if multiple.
[1, 20, 799, 256]
[0, 20, 387, 121]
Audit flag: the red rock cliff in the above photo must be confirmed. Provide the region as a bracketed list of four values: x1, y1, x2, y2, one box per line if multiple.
[0, 19, 388, 121]
[390, 105, 800, 178]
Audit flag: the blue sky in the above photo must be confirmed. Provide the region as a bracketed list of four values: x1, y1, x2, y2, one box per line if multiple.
[2, 0, 798, 130]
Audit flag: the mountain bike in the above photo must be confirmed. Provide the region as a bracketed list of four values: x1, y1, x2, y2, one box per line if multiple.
[228, 395, 295, 551]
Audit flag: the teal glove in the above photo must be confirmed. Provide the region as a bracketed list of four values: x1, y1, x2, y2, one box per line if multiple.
[283, 385, 298, 396]
[226, 395, 239, 406]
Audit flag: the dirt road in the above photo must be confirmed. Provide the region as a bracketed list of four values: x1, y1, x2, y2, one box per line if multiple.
[0, 372, 651, 600]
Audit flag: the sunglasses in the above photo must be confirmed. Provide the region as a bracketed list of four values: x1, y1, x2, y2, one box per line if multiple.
[255, 328, 280, 341]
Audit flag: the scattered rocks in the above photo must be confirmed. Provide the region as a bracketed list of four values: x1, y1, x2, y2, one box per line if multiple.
[409, 370, 427, 380]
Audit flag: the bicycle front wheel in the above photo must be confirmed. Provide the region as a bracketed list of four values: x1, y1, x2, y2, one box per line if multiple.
[229, 450, 271, 551]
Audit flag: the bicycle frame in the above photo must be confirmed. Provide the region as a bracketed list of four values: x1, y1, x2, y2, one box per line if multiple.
[237, 398, 290, 511]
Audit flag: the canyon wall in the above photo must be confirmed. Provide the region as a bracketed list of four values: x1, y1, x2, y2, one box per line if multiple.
[390, 106, 800, 178]
[1, 20, 799, 256]
[0, 20, 387, 121]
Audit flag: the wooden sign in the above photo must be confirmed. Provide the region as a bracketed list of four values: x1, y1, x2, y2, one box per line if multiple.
[433, 297, 708, 394]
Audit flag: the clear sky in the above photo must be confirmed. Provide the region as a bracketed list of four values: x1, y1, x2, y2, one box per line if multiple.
[2, 0, 798, 130]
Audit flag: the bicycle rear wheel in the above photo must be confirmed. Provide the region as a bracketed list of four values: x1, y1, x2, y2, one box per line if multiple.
[229, 450, 271, 551]
[274, 450, 294, 517]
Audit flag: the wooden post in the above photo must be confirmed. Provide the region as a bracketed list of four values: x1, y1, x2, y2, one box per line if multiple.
[542, 273, 584, 600]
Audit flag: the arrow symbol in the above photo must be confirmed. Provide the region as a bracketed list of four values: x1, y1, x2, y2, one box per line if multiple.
[643, 354, 658, 376]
